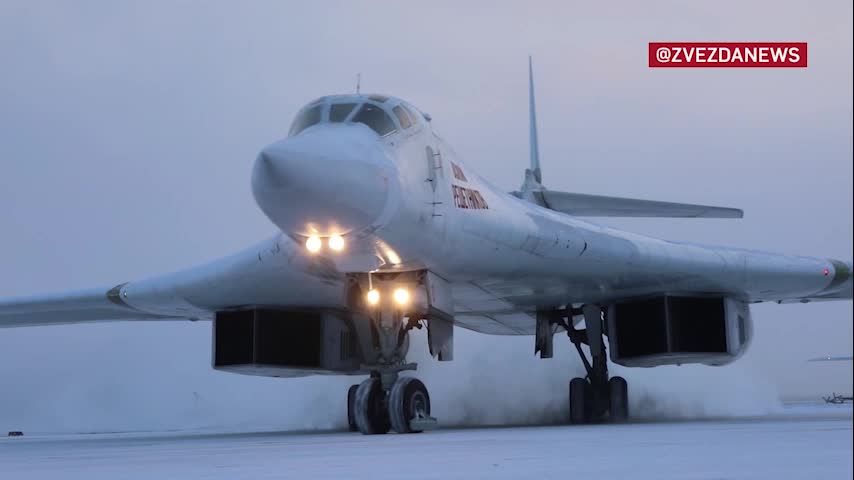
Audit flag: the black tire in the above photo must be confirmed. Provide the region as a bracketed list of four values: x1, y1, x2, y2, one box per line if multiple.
[354, 378, 390, 435]
[347, 384, 359, 432]
[569, 377, 590, 424]
[608, 376, 629, 423]
[388, 377, 431, 434]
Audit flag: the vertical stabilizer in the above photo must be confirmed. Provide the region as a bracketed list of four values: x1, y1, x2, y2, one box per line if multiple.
[528, 56, 542, 184]
[515, 57, 547, 206]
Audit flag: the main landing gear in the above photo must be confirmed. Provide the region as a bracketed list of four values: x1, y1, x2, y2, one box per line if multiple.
[557, 304, 629, 424]
[344, 272, 448, 434]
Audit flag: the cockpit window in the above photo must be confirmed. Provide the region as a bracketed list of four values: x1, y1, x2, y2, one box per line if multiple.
[289, 105, 322, 136]
[392, 105, 412, 129]
[401, 104, 420, 125]
[351, 103, 397, 136]
[329, 103, 356, 122]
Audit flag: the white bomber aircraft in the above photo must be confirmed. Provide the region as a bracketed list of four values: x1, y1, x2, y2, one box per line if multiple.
[1, 60, 851, 434]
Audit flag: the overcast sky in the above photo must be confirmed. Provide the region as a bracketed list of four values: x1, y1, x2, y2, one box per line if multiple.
[0, 1, 851, 433]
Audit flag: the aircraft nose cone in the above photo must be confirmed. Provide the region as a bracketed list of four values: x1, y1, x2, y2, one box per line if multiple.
[252, 127, 399, 237]
[255, 151, 288, 188]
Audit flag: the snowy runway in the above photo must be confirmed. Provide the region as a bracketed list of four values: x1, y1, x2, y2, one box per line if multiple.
[2, 404, 851, 480]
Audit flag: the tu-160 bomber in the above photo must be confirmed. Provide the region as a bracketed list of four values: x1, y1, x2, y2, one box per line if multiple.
[1, 59, 851, 435]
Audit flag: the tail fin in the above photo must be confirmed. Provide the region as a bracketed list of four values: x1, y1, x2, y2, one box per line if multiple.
[528, 56, 542, 184]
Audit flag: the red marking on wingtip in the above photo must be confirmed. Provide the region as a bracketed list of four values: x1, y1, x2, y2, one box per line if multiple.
[823, 268, 830, 276]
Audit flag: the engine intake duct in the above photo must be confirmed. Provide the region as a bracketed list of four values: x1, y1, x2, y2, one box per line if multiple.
[607, 295, 751, 368]
[213, 308, 361, 377]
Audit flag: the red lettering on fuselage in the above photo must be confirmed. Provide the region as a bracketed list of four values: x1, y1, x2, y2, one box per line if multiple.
[452, 184, 488, 210]
[451, 162, 468, 182]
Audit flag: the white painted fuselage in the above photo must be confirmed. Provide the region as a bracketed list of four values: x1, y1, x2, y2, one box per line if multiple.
[229, 93, 850, 335]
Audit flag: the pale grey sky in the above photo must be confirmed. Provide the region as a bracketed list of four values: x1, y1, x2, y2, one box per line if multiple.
[0, 1, 851, 432]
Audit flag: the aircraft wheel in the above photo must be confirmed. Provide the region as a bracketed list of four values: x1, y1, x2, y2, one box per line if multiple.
[354, 378, 390, 435]
[608, 376, 629, 423]
[388, 377, 431, 434]
[347, 384, 359, 432]
[569, 377, 591, 424]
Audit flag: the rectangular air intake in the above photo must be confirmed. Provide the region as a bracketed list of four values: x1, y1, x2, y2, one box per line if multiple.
[213, 309, 359, 376]
[606, 295, 742, 367]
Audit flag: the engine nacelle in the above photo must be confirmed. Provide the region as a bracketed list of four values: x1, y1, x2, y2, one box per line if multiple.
[212, 308, 362, 377]
[606, 295, 752, 368]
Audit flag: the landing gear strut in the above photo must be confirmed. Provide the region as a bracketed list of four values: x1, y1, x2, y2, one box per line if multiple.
[563, 304, 629, 424]
[344, 272, 443, 434]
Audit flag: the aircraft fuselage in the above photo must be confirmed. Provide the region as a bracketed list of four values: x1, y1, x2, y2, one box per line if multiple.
[248, 94, 849, 318]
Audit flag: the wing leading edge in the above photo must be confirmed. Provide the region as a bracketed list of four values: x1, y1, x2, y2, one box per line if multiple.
[0, 235, 346, 329]
[0, 284, 178, 328]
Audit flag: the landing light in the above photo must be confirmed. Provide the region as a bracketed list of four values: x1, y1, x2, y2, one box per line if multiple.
[305, 236, 322, 253]
[328, 235, 345, 252]
[366, 289, 380, 305]
[393, 288, 410, 305]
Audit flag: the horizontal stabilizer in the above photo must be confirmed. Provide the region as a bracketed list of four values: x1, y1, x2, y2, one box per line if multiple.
[536, 190, 744, 218]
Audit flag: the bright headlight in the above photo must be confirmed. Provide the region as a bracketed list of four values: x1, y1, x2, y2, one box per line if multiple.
[366, 289, 380, 305]
[328, 234, 345, 251]
[305, 236, 322, 253]
[393, 288, 409, 305]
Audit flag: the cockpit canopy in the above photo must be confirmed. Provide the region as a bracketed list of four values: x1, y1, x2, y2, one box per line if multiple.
[288, 94, 425, 137]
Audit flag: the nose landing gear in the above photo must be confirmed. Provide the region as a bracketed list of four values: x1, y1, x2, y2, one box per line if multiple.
[348, 375, 436, 434]
[348, 374, 435, 434]
[344, 272, 447, 434]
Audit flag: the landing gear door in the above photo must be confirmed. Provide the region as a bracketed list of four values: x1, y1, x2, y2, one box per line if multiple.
[424, 271, 454, 361]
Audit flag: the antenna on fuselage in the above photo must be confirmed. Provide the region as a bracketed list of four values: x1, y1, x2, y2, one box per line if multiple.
[356, 73, 361, 95]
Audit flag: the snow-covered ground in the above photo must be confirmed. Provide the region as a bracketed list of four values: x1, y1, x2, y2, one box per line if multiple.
[2, 403, 851, 480]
